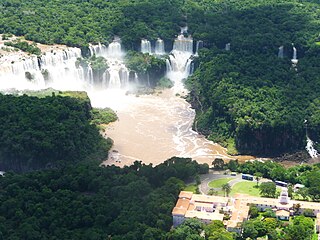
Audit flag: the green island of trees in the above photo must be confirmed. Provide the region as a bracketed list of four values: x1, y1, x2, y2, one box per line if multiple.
[0, 92, 114, 172]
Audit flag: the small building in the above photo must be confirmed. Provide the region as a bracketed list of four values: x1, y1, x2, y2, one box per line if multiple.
[276, 210, 290, 220]
[173, 188, 320, 234]
[294, 184, 305, 192]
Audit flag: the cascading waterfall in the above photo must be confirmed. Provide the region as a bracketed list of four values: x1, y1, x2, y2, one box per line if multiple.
[173, 35, 194, 53]
[304, 120, 318, 158]
[166, 33, 194, 93]
[89, 40, 130, 89]
[195, 40, 203, 56]
[155, 38, 165, 55]
[40, 48, 86, 90]
[306, 137, 319, 158]
[141, 39, 152, 54]
[278, 46, 284, 58]
[291, 44, 298, 64]
[0, 47, 86, 91]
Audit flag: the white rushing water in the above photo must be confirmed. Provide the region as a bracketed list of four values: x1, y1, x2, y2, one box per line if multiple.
[0, 33, 242, 167]
[140, 38, 165, 55]
[155, 38, 165, 55]
[0, 47, 86, 91]
[101, 33, 237, 166]
[291, 44, 298, 64]
[306, 137, 319, 158]
[167, 34, 194, 93]
[141, 39, 152, 54]
[89, 40, 130, 89]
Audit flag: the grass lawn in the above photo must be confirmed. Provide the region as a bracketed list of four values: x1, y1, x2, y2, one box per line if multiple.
[208, 177, 235, 188]
[184, 184, 198, 193]
[230, 181, 261, 197]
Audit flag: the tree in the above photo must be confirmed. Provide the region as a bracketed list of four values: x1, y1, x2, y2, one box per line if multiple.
[254, 172, 263, 187]
[222, 183, 231, 197]
[293, 203, 301, 215]
[212, 158, 225, 170]
[297, 187, 309, 200]
[242, 221, 258, 239]
[249, 205, 259, 218]
[208, 189, 218, 196]
[303, 209, 314, 217]
[288, 184, 294, 198]
[205, 220, 233, 240]
[285, 216, 314, 240]
[262, 208, 276, 218]
[259, 182, 276, 198]
[227, 159, 239, 172]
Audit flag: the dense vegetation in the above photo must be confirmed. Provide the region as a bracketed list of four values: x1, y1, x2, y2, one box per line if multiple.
[0, 157, 208, 239]
[168, 215, 315, 240]
[1, 0, 319, 155]
[91, 108, 117, 127]
[125, 51, 166, 86]
[1, 0, 320, 239]
[185, 0, 320, 155]
[0, 93, 112, 172]
[0, 0, 184, 48]
[4, 39, 41, 55]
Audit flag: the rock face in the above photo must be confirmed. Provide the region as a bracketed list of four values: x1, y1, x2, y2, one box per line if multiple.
[273, 151, 310, 163]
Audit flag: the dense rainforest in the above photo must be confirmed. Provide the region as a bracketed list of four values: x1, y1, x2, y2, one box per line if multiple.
[0, 92, 113, 172]
[185, 0, 320, 155]
[0, 157, 208, 240]
[1, 0, 319, 155]
[0, 0, 320, 238]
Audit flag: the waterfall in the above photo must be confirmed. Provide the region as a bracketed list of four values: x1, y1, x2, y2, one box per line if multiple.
[141, 39, 152, 54]
[87, 67, 93, 85]
[41, 48, 86, 90]
[173, 35, 193, 53]
[166, 59, 172, 72]
[89, 40, 130, 89]
[195, 40, 204, 55]
[155, 38, 165, 55]
[306, 137, 319, 158]
[166, 34, 195, 93]
[225, 43, 231, 51]
[278, 46, 284, 58]
[291, 44, 298, 64]
[190, 62, 195, 75]
[0, 47, 86, 91]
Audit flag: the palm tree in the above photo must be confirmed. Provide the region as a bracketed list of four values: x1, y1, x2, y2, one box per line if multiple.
[222, 183, 231, 197]
[254, 172, 263, 187]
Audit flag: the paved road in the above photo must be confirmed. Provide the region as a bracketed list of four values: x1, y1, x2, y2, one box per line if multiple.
[199, 170, 242, 194]
[198, 172, 271, 195]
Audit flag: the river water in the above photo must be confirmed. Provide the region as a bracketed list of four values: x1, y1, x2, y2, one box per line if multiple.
[0, 34, 254, 167]
[88, 88, 243, 167]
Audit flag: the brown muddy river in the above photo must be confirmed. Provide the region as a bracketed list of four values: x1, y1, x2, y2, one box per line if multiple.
[88, 89, 253, 167]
